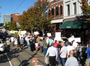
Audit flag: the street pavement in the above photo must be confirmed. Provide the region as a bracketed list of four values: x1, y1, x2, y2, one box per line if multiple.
[0, 53, 10, 66]
[8, 46, 46, 66]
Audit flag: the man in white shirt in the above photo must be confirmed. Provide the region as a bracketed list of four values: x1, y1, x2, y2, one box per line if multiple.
[67, 42, 74, 58]
[60, 41, 67, 66]
[10, 36, 14, 47]
[45, 43, 58, 66]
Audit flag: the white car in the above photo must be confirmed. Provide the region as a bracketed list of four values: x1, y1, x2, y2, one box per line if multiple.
[0, 39, 5, 52]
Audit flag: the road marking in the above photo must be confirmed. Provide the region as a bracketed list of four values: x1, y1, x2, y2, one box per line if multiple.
[5, 53, 13, 66]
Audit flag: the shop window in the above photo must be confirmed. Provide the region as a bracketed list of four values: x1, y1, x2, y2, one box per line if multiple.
[67, 5, 70, 16]
[73, 3, 76, 15]
[56, 7, 59, 17]
[60, 5, 63, 16]
[52, 8, 54, 16]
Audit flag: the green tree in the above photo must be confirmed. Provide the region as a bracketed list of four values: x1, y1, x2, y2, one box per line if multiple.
[9, 21, 17, 30]
[79, 0, 90, 22]
[4, 22, 10, 30]
[32, 0, 53, 36]
[19, 0, 53, 35]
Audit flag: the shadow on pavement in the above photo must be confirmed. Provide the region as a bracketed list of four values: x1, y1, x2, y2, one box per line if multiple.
[0, 54, 8, 63]
[19, 52, 37, 66]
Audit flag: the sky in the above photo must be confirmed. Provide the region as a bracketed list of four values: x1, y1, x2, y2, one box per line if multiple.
[0, 0, 37, 23]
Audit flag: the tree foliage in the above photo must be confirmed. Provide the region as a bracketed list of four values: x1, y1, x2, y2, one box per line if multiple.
[33, 0, 53, 32]
[19, 0, 53, 33]
[9, 21, 17, 30]
[4, 21, 17, 30]
[79, 0, 90, 21]
[4, 22, 10, 30]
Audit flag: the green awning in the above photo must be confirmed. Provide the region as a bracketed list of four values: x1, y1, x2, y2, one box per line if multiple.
[59, 20, 89, 29]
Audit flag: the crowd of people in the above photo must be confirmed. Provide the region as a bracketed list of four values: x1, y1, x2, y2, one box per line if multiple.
[3, 31, 90, 66]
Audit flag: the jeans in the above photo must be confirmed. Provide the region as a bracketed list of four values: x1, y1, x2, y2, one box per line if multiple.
[58, 53, 61, 64]
[43, 48, 47, 56]
[61, 58, 66, 66]
[27, 43, 31, 50]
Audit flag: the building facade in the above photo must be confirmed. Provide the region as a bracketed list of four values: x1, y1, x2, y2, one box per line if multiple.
[4, 13, 20, 23]
[48, 0, 63, 33]
[11, 13, 19, 22]
[4, 14, 11, 24]
[63, 0, 82, 21]
[48, 0, 90, 44]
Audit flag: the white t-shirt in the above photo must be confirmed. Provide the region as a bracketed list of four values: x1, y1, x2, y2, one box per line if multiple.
[35, 43, 38, 46]
[11, 37, 14, 42]
[60, 46, 67, 58]
[67, 45, 74, 55]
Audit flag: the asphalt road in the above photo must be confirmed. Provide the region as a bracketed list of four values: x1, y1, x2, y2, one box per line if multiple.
[0, 53, 11, 66]
[6, 46, 46, 66]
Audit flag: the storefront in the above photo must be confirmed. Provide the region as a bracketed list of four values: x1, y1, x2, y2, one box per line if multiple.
[59, 20, 90, 45]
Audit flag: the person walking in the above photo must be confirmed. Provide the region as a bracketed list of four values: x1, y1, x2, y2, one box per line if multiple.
[20, 37, 24, 50]
[65, 50, 78, 66]
[48, 37, 54, 47]
[14, 38, 18, 47]
[60, 41, 67, 66]
[43, 38, 48, 56]
[66, 42, 74, 58]
[57, 41, 62, 65]
[10, 36, 14, 47]
[26, 37, 31, 50]
[85, 42, 90, 66]
[39, 39, 44, 53]
[6, 38, 11, 52]
[54, 40, 58, 48]
[45, 43, 58, 66]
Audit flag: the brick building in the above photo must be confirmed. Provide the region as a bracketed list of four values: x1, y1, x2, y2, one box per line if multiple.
[48, 0, 90, 44]
[11, 13, 20, 22]
[48, 0, 63, 32]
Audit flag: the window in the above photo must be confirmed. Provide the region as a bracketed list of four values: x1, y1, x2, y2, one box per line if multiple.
[73, 3, 76, 14]
[60, 5, 63, 16]
[48, 10, 50, 17]
[52, 8, 54, 16]
[56, 7, 59, 16]
[67, 5, 70, 16]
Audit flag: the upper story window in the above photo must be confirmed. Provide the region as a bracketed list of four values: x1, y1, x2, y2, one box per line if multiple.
[60, 5, 63, 16]
[48, 10, 50, 17]
[73, 3, 76, 15]
[56, 7, 59, 16]
[52, 8, 54, 16]
[67, 5, 70, 16]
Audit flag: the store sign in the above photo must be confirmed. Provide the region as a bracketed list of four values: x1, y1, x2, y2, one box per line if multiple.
[66, 26, 71, 28]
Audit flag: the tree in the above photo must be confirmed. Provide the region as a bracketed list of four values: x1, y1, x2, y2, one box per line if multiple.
[9, 21, 17, 30]
[4, 22, 10, 30]
[32, 0, 53, 36]
[19, 8, 36, 31]
[19, 0, 53, 35]
[79, 0, 90, 21]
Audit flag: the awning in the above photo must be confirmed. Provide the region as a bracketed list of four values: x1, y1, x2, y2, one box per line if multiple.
[59, 20, 90, 29]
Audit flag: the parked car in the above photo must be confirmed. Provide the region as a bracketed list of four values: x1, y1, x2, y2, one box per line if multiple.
[0, 39, 5, 53]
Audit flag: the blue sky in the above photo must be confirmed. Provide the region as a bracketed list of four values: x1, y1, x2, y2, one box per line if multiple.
[0, 0, 37, 23]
